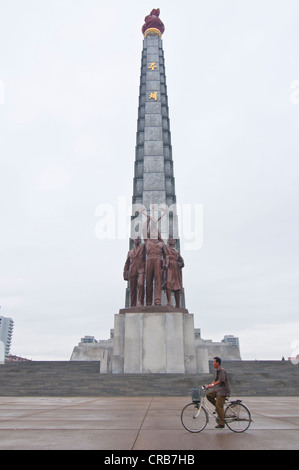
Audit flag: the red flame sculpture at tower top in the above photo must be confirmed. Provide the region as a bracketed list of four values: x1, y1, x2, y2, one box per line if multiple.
[142, 8, 165, 37]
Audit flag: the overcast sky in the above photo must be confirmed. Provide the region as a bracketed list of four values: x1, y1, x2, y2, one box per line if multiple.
[0, 0, 298, 361]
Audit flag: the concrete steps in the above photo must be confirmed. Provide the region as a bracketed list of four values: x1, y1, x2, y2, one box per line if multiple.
[0, 360, 297, 397]
[223, 360, 299, 396]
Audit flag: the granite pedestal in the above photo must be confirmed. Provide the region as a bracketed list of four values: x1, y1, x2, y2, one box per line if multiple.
[112, 308, 208, 374]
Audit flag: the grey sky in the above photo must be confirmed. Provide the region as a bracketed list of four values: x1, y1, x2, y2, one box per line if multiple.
[0, 0, 298, 360]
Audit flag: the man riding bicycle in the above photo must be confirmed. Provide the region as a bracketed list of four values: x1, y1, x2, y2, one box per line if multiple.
[206, 356, 231, 428]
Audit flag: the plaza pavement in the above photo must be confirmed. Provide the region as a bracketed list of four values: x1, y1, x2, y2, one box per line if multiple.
[0, 396, 298, 451]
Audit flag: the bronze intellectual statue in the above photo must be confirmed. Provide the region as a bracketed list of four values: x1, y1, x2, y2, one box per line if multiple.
[165, 238, 184, 308]
[123, 236, 145, 307]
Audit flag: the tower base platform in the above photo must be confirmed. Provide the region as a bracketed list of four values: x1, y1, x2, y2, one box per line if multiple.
[112, 310, 208, 374]
[70, 312, 241, 373]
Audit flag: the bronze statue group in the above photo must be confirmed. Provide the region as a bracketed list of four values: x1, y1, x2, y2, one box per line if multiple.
[123, 214, 184, 308]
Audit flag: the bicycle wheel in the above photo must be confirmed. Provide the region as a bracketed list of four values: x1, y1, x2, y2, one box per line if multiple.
[225, 402, 251, 433]
[181, 402, 208, 433]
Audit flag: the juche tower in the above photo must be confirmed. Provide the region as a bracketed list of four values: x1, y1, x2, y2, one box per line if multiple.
[111, 10, 206, 374]
[125, 8, 185, 309]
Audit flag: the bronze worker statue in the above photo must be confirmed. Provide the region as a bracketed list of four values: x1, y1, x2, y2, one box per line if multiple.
[143, 213, 168, 306]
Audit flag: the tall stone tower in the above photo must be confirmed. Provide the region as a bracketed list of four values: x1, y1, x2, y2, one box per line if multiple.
[133, 12, 175, 213]
[110, 10, 207, 374]
[125, 8, 185, 309]
[71, 11, 238, 371]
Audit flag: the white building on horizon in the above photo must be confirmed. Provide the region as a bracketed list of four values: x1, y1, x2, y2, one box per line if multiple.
[0, 316, 14, 361]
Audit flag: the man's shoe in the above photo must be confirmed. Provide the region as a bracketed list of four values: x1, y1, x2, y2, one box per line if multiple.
[215, 424, 225, 429]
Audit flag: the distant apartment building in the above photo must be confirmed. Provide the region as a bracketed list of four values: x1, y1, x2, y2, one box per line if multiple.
[222, 334, 240, 351]
[80, 336, 98, 344]
[8, 355, 32, 362]
[0, 316, 14, 361]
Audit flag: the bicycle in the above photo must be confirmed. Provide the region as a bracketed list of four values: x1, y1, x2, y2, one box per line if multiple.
[181, 385, 252, 433]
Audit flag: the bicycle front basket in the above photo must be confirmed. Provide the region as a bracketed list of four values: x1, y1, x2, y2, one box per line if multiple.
[191, 387, 201, 403]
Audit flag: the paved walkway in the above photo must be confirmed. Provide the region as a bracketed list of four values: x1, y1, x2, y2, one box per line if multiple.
[0, 396, 298, 450]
